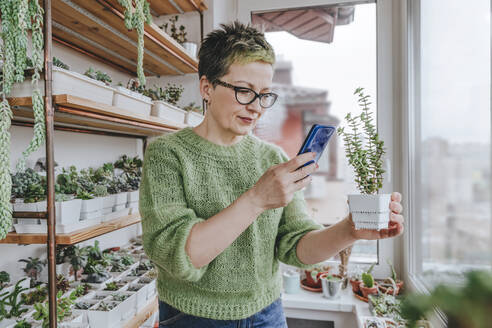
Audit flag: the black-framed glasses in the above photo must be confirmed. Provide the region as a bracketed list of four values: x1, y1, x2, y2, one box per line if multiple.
[214, 79, 278, 109]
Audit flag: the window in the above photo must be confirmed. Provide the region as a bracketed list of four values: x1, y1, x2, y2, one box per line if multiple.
[408, 0, 491, 288]
[251, 1, 378, 263]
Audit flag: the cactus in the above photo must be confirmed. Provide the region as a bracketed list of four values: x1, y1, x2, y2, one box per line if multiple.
[387, 259, 397, 282]
[362, 272, 374, 288]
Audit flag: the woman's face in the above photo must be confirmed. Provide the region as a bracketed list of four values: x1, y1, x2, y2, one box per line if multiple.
[200, 61, 274, 137]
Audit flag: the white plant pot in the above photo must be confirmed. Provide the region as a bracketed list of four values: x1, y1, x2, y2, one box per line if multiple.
[101, 195, 116, 215]
[9, 66, 115, 105]
[127, 190, 139, 203]
[56, 263, 72, 277]
[87, 300, 122, 328]
[111, 291, 137, 321]
[81, 197, 103, 214]
[114, 192, 127, 207]
[151, 101, 186, 124]
[185, 111, 204, 126]
[347, 193, 391, 230]
[127, 283, 148, 311]
[182, 42, 198, 57]
[55, 198, 82, 225]
[13, 200, 42, 212]
[112, 86, 152, 116]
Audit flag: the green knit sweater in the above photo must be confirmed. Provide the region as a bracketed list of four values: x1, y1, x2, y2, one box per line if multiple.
[139, 127, 324, 320]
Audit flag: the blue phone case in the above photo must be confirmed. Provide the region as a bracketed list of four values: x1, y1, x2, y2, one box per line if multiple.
[296, 124, 336, 170]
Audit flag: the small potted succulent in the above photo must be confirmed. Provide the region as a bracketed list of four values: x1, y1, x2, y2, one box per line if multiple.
[378, 259, 404, 295]
[11, 169, 46, 213]
[87, 300, 122, 328]
[19, 258, 46, 287]
[84, 67, 112, 86]
[160, 15, 197, 56]
[183, 101, 204, 126]
[337, 87, 390, 231]
[319, 273, 343, 299]
[67, 245, 87, 282]
[0, 271, 11, 290]
[112, 79, 152, 115]
[149, 83, 186, 124]
[359, 270, 378, 298]
[77, 169, 103, 221]
[91, 164, 116, 216]
[304, 265, 332, 289]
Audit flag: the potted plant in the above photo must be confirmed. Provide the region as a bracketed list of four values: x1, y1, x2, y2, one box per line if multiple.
[379, 259, 404, 295]
[87, 300, 122, 328]
[10, 64, 115, 106]
[20, 285, 48, 305]
[68, 245, 87, 282]
[349, 265, 365, 294]
[11, 169, 47, 217]
[2, 278, 29, 318]
[82, 263, 111, 285]
[76, 169, 103, 221]
[91, 165, 116, 216]
[319, 273, 343, 299]
[359, 270, 378, 298]
[401, 270, 491, 328]
[183, 102, 204, 126]
[53, 57, 70, 70]
[112, 79, 152, 115]
[18, 258, 46, 287]
[149, 83, 186, 124]
[0, 271, 10, 290]
[337, 87, 390, 230]
[114, 155, 142, 210]
[13, 319, 32, 328]
[304, 265, 332, 289]
[84, 67, 112, 86]
[33, 290, 78, 328]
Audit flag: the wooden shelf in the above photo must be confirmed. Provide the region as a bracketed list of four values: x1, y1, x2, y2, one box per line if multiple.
[124, 296, 158, 328]
[49, 0, 198, 76]
[0, 213, 141, 245]
[9, 94, 186, 137]
[149, 0, 208, 16]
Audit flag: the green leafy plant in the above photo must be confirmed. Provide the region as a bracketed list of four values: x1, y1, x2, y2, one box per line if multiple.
[0, 271, 10, 289]
[93, 184, 108, 197]
[84, 67, 112, 86]
[118, 0, 152, 85]
[19, 257, 46, 283]
[56, 166, 79, 195]
[82, 263, 110, 283]
[74, 301, 92, 310]
[114, 155, 142, 175]
[13, 319, 32, 328]
[73, 283, 91, 297]
[56, 274, 70, 293]
[183, 102, 202, 114]
[401, 270, 492, 328]
[11, 169, 43, 199]
[126, 78, 151, 97]
[33, 290, 76, 328]
[337, 87, 386, 194]
[96, 300, 117, 311]
[368, 293, 405, 325]
[104, 282, 118, 291]
[160, 15, 187, 44]
[111, 293, 129, 302]
[148, 83, 184, 105]
[23, 181, 46, 203]
[20, 285, 47, 305]
[68, 245, 87, 281]
[1, 278, 29, 318]
[52, 56, 69, 70]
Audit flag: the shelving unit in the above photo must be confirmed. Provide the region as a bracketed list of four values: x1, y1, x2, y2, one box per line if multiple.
[3, 0, 208, 327]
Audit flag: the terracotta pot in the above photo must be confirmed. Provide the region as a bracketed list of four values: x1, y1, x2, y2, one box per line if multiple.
[304, 270, 330, 288]
[380, 279, 404, 295]
[360, 282, 378, 298]
[350, 279, 361, 293]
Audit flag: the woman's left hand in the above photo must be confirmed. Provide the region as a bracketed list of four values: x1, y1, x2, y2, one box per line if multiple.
[348, 192, 404, 240]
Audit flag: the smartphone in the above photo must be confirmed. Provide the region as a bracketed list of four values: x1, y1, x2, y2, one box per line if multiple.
[296, 124, 336, 170]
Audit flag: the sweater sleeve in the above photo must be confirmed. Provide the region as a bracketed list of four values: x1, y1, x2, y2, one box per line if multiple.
[274, 148, 325, 269]
[139, 140, 209, 282]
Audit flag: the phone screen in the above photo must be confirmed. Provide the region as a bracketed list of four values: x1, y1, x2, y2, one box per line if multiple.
[297, 124, 335, 170]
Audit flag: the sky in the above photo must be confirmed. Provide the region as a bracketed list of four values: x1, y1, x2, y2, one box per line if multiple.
[265, 0, 491, 144]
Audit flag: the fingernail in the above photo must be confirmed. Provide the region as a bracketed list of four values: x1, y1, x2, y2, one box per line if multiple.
[316, 163, 319, 169]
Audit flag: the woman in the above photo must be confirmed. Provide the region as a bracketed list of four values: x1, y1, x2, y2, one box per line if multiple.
[139, 21, 404, 328]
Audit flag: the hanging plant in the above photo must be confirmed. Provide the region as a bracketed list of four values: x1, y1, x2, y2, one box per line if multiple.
[0, 0, 45, 239]
[118, 0, 152, 86]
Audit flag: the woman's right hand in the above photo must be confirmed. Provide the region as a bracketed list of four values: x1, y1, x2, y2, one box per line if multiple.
[248, 152, 319, 211]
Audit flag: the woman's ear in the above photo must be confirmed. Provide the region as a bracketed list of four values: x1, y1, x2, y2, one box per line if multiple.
[199, 76, 213, 103]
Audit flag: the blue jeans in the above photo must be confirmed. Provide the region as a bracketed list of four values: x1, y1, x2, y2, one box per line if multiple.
[158, 298, 288, 328]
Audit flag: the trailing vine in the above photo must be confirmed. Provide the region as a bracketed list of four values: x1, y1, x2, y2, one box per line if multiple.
[0, 0, 45, 238]
[118, 0, 151, 86]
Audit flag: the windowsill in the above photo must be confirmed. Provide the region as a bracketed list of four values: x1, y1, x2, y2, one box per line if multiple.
[281, 286, 371, 327]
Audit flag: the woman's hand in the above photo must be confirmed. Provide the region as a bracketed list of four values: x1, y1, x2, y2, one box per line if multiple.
[347, 192, 404, 240]
[248, 152, 318, 211]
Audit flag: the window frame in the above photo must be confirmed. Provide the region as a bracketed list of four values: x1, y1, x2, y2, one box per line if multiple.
[237, 0, 398, 279]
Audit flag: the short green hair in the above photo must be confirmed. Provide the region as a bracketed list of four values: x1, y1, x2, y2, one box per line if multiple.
[198, 21, 275, 85]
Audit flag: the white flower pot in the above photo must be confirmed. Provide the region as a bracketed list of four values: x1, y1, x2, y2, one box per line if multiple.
[55, 198, 82, 225]
[13, 200, 42, 212]
[9, 66, 114, 105]
[114, 192, 127, 207]
[182, 42, 198, 57]
[151, 101, 186, 124]
[101, 195, 116, 215]
[111, 291, 137, 321]
[87, 300, 122, 328]
[127, 283, 148, 311]
[112, 86, 152, 116]
[80, 197, 103, 221]
[127, 190, 139, 203]
[185, 111, 204, 126]
[347, 193, 391, 230]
